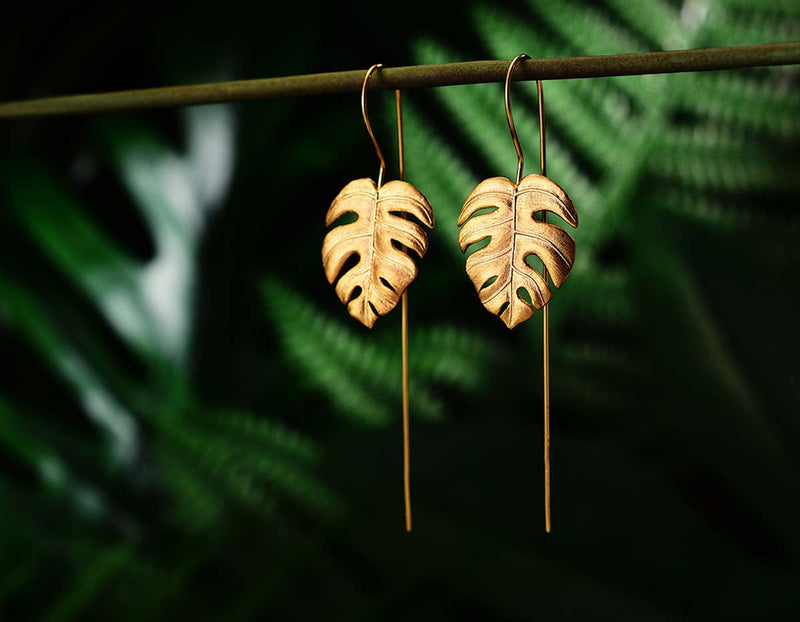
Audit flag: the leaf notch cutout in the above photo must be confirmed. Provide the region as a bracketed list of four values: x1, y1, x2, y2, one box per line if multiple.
[323, 178, 434, 328]
[458, 174, 578, 329]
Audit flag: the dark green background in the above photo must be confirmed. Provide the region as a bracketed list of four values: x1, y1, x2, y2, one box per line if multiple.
[2, 0, 799, 619]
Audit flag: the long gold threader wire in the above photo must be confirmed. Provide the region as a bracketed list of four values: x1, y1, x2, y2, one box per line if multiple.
[505, 54, 552, 533]
[362, 65, 413, 532]
[395, 89, 412, 533]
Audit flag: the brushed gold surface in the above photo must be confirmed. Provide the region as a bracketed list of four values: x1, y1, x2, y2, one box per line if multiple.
[322, 178, 434, 328]
[457, 174, 578, 329]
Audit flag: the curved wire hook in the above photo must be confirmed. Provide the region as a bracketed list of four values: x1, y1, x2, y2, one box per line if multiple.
[362, 63, 387, 188]
[505, 54, 547, 184]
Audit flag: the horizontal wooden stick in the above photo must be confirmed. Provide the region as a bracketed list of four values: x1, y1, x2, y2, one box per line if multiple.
[1, 42, 798, 119]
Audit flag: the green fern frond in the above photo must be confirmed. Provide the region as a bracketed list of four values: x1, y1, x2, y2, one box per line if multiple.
[160, 452, 225, 530]
[196, 408, 319, 463]
[521, 0, 659, 100]
[528, 0, 650, 54]
[413, 39, 514, 174]
[704, 4, 800, 45]
[475, 3, 650, 118]
[604, 0, 687, 49]
[678, 70, 800, 135]
[263, 277, 499, 423]
[648, 190, 759, 228]
[538, 79, 628, 173]
[658, 150, 799, 193]
[159, 409, 337, 517]
[562, 267, 635, 326]
[411, 325, 496, 385]
[263, 278, 396, 424]
[657, 125, 747, 152]
[163, 438, 279, 518]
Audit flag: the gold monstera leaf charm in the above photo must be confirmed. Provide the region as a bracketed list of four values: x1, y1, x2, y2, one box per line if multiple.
[458, 174, 578, 329]
[323, 178, 434, 328]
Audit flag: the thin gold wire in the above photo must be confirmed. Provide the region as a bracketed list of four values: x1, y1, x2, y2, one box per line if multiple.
[505, 54, 552, 533]
[536, 80, 551, 534]
[395, 88, 412, 533]
[362, 64, 386, 188]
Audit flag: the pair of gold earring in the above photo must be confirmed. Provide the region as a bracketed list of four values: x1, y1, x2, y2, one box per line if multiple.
[321, 56, 579, 533]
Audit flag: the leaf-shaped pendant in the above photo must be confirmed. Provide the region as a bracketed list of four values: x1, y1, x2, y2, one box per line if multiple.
[458, 174, 578, 329]
[323, 178, 434, 328]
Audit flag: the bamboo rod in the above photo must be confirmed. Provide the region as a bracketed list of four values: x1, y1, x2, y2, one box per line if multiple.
[0, 42, 798, 119]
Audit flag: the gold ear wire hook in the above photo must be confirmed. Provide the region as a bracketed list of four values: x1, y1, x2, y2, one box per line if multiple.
[504, 54, 531, 184]
[505, 54, 547, 178]
[362, 63, 387, 188]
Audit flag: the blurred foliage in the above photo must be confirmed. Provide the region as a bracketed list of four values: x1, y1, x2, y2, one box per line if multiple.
[1, 0, 799, 619]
